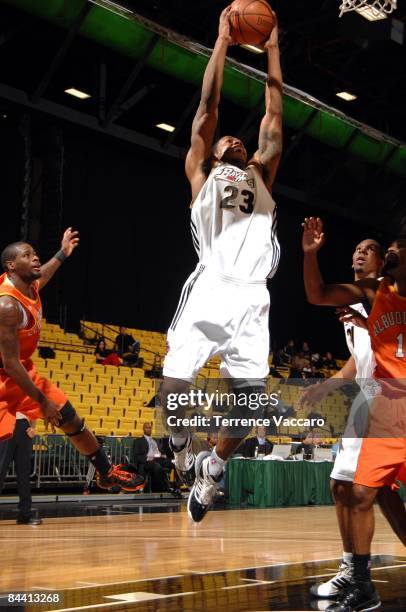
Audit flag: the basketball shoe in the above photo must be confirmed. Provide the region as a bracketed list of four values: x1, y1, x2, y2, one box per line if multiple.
[97, 465, 145, 492]
[169, 434, 195, 486]
[187, 451, 223, 523]
[325, 579, 381, 611]
[310, 560, 354, 598]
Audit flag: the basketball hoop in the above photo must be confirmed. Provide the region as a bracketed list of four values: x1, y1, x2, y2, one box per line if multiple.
[339, 0, 397, 19]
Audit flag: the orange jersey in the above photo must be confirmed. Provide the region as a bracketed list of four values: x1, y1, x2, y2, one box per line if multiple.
[367, 278, 406, 395]
[0, 273, 42, 363]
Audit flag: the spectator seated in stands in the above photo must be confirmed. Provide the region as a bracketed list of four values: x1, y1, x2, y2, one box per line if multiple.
[311, 351, 322, 368]
[322, 351, 338, 371]
[123, 340, 141, 367]
[289, 352, 310, 379]
[94, 338, 121, 367]
[115, 326, 141, 367]
[310, 364, 325, 379]
[115, 326, 135, 356]
[280, 339, 296, 365]
[302, 341, 311, 360]
[242, 426, 273, 458]
[131, 422, 173, 493]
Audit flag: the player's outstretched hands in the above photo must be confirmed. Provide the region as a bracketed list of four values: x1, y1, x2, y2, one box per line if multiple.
[263, 11, 278, 49]
[218, 5, 234, 45]
[336, 306, 368, 330]
[61, 227, 80, 257]
[299, 380, 330, 407]
[40, 397, 62, 433]
[302, 217, 325, 253]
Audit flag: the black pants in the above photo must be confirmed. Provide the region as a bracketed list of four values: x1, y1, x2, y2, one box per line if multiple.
[140, 457, 173, 492]
[0, 420, 33, 517]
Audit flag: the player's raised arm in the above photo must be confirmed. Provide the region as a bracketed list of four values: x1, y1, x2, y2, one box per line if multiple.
[185, 6, 234, 200]
[302, 217, 378, 306]
[38, 227, 79, 290]
[250, 16, 282, 191]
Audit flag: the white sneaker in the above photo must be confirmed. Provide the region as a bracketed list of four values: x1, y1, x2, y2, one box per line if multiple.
[169, 435, 195, 486]
[187, 451, 223, 523]
[310, 561, 354, 598]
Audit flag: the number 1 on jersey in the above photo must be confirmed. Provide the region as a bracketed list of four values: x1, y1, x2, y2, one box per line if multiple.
[396, 332, 404, 358]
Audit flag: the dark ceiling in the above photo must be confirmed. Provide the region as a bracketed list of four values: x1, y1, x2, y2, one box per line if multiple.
[129, 0, 406, 141]
[0, 0, 405, 236]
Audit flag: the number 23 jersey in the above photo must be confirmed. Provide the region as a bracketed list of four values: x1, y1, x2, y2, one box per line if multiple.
[190, 163, 280, 281]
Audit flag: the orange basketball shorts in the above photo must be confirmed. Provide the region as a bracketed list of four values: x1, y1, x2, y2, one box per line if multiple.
[353, 394, 406, 488]
[0, 360, 68, 441]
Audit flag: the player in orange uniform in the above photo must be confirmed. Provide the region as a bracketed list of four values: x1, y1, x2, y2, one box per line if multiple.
[303, 218, 406, 611]
[0, 231, 144, 493]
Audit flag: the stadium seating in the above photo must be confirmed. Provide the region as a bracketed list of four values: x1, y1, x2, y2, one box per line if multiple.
[33, 318, 345, 445]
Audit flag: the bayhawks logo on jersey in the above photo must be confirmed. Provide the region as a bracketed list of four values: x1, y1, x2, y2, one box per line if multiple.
[215, 166, 251, 184]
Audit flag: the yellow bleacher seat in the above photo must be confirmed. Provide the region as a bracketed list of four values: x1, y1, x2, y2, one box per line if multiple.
[135, 390, 149, 403]
[139, 380, 154, 390]
[115, 397, 130, 408]
[92, 406, 108, 417]
[101, 417, 118, 433]
[105, 389, 120, 401]
[81, 371, 97, 382]
[103, 365, 120, 377]
[97, 375, 111, 386]
[59, 381, 74, 394]
[119, 388, 134, 399]
[60, 364, 77, 375]
[86, 417, 101, 430]
[90, 383, 105, 396]
[139, 408, 154, 421]
[66, 372, 83, 384]
[69, 353, 84, 363]
[127, 368, 144, 379]
[83, 393, 99, 406]
[119, 417, 136, 430]
[109, 406, 126, 418]
[82, 354, 96, 365]
[75, 382, 89, 394]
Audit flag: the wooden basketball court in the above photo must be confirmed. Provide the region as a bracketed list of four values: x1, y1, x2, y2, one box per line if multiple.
[1, 504, 405, 611]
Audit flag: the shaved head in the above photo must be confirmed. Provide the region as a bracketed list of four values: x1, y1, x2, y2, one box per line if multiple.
[1, 242, 28, 272]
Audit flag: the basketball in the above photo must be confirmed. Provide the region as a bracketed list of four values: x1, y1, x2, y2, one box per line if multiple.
[230, 0, 275, 46]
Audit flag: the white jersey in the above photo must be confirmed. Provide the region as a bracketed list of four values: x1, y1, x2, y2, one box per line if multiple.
[344, 302, 377, 394]
[190, 163, 280, 281]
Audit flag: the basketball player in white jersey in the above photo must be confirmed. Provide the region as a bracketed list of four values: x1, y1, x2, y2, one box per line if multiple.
[160, 6, 282, 522]
[301, 220, 406, 601]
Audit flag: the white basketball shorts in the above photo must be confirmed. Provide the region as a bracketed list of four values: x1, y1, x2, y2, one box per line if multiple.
[330, 388, 374, 482]
[163, 265, 270, 381]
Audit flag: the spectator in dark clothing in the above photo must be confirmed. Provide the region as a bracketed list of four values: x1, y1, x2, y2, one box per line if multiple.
[131, 423, 173, 492]
[115, 326, 135, 356]
[0, 414, 41, 525]
[289, 352, 310, 378]
[95, 338, 121, 366]
[322, 351, 338, 370]
[243, 426, 273, 457]
[302, 341, 311, 360]
[281, 339, 295, 365]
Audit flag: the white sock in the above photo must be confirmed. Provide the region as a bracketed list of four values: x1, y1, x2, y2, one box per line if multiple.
[171, 434, 188, 449]
[207, 448, 225, 479]
[343, 551, 353, 564]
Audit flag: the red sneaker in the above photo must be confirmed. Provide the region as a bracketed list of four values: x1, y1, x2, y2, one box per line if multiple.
[97, 465, 145, 492]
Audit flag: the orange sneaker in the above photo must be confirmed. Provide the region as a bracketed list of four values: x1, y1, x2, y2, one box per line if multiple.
[97, 465, 145, 492]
